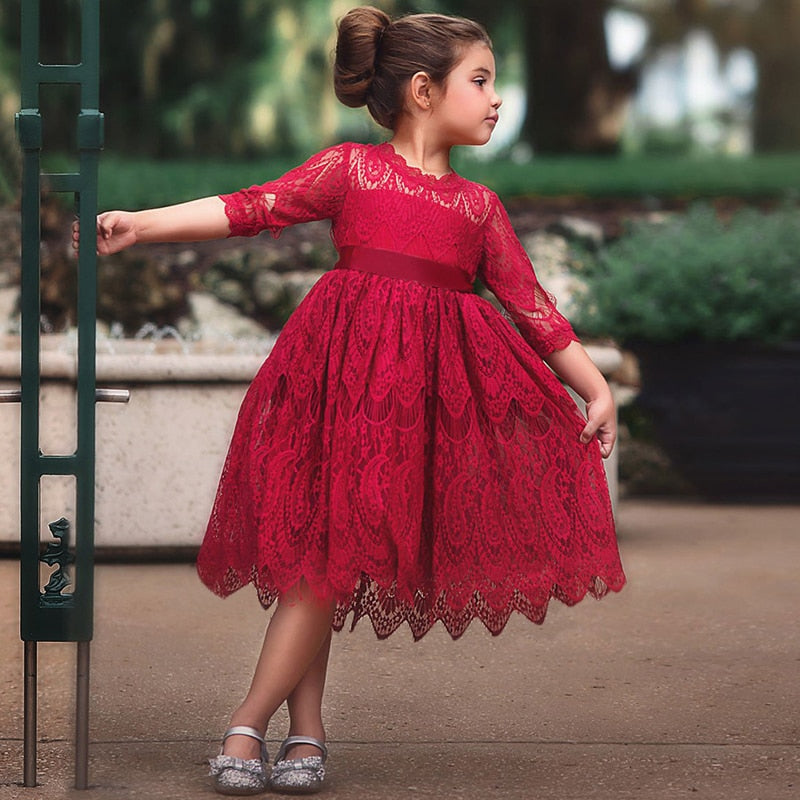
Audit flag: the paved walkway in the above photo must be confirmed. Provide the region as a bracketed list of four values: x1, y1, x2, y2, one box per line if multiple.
[1, 500, 798, 800]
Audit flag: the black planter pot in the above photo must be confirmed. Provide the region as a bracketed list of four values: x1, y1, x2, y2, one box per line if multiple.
[631, 342, 800, 500]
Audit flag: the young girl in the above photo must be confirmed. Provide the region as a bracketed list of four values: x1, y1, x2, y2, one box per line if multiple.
[77, 6, 625, 794]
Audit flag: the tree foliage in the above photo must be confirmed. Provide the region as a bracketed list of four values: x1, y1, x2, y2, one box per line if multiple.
[0, 0, 797, 158]
[623, 0, 800, 151]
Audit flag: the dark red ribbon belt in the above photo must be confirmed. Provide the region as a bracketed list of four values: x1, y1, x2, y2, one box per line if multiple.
[335, 245, 473, 292]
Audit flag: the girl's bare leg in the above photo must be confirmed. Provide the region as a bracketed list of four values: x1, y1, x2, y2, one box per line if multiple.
[222, 581, 335, 760]
[281, 629, 333, 760]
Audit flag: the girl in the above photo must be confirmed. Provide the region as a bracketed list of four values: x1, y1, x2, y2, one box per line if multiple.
[77, 6, 625, 794]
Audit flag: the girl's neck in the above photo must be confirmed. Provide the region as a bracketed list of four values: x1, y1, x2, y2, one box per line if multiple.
[388, 127, 453, 179]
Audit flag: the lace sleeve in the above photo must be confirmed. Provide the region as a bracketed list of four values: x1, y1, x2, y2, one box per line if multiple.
[219, 142, 350, 238]
[478, 193, 578, 357]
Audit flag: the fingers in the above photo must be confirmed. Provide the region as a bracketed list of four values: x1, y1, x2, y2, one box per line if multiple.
[71, 215, 101, 256]
[72, 212, 125, 257]
[71, 218, 80, 252]
[97, 211, 119, 242]
[597, 437, 615, 460]
[579, 418, 597, 445]
[580, 418, 616, 460]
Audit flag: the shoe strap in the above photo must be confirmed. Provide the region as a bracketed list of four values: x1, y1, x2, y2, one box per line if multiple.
[223, 725, 265, 744]
[221, 725, 268, 762]
[275, 735, 328, 763]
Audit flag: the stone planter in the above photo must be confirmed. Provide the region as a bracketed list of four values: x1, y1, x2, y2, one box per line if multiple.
[0, 335, 268, 552]
[1, 335, 622, 551]
[632, 342, 800, 500]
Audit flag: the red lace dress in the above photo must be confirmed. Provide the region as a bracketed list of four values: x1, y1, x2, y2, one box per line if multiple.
[196, 142, 625, 640]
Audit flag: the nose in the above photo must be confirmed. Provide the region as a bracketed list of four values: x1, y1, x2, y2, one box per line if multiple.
[492, 90, 502, 109]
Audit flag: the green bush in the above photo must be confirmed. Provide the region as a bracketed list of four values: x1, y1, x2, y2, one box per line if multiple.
[457, 152, 800, 199]
[574, 203, 800, 345]
[73, 151, 800, 212]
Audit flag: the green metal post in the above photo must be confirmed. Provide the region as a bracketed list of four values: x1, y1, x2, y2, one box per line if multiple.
[10, 0, 117, 790]
[17, 0, 101, 646]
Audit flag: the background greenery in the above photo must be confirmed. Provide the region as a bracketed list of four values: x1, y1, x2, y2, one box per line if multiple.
[2, 0, 799, 164]
[1, 0, 797, 499]
[574, 202, 800, 345]
[57, 151, 800, 211]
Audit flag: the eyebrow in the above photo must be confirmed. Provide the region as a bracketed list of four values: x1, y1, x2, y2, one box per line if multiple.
[472, 67, 492, 76]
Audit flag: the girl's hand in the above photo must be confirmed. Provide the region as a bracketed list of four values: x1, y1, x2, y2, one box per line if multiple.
[94, 211, 139, 254]
[71, 211, 138, 256]
[543, 342, 617, 459]
[580, 392, 617, 459]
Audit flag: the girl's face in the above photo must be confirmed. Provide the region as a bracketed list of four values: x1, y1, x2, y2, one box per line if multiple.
[432, 43, 502, 147]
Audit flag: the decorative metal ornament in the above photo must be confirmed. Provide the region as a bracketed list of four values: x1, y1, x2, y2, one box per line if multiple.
[40, 518, 75, 606]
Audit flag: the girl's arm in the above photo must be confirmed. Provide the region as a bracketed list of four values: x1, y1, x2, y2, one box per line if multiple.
[545, 340, 617, 459]
[479, 194, 578, 358]
[478, 195, 616, 457]
[73, 196, 234, 256]
[76, 143, 352, 255]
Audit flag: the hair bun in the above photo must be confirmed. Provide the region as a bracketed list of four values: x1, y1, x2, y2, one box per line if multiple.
[334, 5, 391, 109]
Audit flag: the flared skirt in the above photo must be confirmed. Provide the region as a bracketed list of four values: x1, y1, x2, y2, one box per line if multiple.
[196, 269, 625, 639]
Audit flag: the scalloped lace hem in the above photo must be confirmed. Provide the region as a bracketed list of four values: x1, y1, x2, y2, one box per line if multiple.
[198, 565, 626, 641]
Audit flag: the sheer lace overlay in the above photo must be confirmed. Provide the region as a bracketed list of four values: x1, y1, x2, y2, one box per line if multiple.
[198, 142, 625, 640]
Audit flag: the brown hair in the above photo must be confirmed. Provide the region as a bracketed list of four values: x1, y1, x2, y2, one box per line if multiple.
[334, 5, 492, 130]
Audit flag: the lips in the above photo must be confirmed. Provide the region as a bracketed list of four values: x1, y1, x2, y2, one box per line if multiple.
[486, 115, 499, 124]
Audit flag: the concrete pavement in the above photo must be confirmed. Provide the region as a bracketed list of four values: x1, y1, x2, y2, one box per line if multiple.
[1, 500, 798, 800]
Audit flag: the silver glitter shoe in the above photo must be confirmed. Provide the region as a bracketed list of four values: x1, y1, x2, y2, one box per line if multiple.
[209, 725, 270, 796]
[269, 736, 328, 795]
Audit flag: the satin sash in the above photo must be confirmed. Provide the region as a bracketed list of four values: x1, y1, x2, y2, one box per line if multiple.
[335, 245, 473, 292]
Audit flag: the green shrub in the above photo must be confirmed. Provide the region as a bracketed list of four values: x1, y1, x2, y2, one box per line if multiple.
[574, 203, 800, 346]
[457, 153, 800, 199]
[75, 151, 800, 211]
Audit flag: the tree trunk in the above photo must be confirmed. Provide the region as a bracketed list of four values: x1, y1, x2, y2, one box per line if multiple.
[751, 0, 800, 151]
[520, 0, 636, 154]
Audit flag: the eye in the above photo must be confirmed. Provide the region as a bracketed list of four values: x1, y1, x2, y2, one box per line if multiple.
[473, 78, 486, 87]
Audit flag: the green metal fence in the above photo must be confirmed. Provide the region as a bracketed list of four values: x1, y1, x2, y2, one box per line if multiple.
[0, 0, 127, 789]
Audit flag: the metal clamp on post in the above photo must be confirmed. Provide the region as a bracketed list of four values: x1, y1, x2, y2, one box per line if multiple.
[2, 390, 130, 403]
[95, 388, 131, 403]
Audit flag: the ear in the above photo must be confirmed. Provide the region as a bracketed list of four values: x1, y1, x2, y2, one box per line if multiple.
[409, 71, 433, 111]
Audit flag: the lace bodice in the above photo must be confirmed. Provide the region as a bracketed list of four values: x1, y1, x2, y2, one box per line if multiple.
[220, 142, 577, 357]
